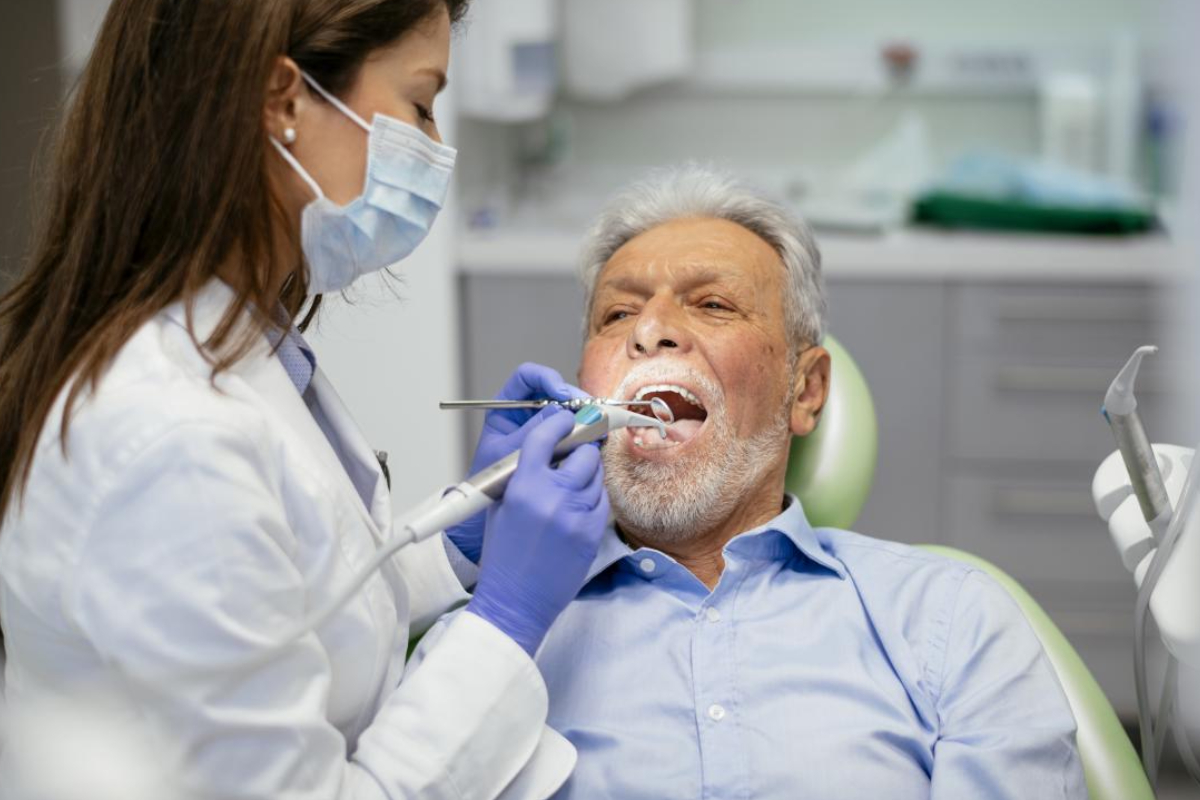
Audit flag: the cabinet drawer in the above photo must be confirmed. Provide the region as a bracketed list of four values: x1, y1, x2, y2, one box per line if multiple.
[952, 284, 1160, 361]
[942, 474, 1132, 588]
[947, 357, 1171, 463]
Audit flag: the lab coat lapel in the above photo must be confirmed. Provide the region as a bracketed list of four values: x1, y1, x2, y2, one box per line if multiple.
[236, 351, 387, 533]
[162, 280, 390, 541]
[306, 368, 394, 537]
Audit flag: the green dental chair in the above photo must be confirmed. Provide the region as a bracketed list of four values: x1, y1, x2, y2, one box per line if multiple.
[787, 336, 1153, 800]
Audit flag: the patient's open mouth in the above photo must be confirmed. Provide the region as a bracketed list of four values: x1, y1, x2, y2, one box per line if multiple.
[629, 384, 709, 451]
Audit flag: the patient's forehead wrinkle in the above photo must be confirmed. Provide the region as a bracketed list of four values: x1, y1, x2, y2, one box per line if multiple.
[601, 262, 745, 295]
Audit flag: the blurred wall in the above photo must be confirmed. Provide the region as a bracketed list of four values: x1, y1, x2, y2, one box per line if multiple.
[455, 0, 1165, 236]
[0, 3, 62, 293]
[696, 0, 1156, 47]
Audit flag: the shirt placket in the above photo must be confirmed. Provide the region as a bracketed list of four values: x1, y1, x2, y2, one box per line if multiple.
[690, 558, 749, 800]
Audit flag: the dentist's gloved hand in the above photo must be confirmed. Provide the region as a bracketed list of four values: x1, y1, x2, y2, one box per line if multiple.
[445, 362, 588, 563]
[466, 408, 610, 656]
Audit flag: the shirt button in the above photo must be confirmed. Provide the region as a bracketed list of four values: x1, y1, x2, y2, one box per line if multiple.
[707, 704, 726, 721]
[704, 607, 722, 623]
[638, 558, 657, 574]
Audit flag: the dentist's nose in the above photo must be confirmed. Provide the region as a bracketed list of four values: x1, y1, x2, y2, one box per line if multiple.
[628, 301, 689, 358]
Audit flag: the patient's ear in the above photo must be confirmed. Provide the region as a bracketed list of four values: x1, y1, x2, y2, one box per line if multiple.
[790, 346, 830, 437]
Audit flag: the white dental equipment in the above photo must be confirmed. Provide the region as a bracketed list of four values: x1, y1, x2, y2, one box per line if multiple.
[1093, 346, 1200, 786]
[1102, 346, 1172, 534]
[190, 404, 666, 677]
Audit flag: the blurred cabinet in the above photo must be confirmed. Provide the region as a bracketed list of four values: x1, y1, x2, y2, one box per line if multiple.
[458, 265, 1175, 717]
[939, 280, 1176, 716]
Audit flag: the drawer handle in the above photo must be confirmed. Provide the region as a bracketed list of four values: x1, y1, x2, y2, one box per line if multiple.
[994, 365, 1163, 395]
[990, 488, 1097, 518]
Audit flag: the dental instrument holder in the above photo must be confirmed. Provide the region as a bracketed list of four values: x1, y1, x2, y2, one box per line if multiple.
[187, 405, 666, 679]
[1097, 345, 1200, 787]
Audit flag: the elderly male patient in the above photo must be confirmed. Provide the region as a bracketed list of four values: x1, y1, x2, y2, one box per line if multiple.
[519, 164, 1087, 800]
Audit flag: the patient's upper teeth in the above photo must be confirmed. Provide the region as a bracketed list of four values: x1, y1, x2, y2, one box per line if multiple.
[633, 383, 706, 410]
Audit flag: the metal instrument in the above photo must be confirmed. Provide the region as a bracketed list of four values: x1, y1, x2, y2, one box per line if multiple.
[440, 396, 675, 425]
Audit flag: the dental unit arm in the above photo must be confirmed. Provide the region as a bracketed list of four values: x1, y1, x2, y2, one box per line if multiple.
[1092, 346, 1200, 785]
[191, 404, 665, 678]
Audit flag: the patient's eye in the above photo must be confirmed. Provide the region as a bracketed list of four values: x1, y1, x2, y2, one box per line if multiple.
[604, 309, 632, 324]
[700, 298, 733, 312]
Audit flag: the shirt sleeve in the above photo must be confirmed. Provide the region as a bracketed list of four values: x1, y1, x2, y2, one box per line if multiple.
[64, 420, 550, 800]
[929, 570, 1089, 800]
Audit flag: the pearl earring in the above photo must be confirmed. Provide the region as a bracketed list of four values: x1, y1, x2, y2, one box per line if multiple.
[282, 127, 297, 144]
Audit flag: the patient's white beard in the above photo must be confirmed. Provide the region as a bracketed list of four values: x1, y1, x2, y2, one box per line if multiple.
[603, 372, 792, 545]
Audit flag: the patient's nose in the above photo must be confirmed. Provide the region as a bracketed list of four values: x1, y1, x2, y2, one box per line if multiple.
[628, 302, 690, 358]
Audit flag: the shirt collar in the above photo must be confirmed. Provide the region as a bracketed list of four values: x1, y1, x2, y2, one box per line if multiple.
[584, 493, 847, 584]
[265, 312, 316, 396]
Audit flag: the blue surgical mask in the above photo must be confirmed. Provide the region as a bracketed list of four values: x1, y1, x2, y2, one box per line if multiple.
[270, 72, 457, 294]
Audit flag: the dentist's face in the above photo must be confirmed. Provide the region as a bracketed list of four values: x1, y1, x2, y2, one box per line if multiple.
[580, 216, 796, 458]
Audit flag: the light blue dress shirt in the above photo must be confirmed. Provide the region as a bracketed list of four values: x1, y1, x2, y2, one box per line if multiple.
[535, 495, 1087, 799]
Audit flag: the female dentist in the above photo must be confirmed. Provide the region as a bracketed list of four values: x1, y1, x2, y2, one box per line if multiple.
[0, 1, 606, 798]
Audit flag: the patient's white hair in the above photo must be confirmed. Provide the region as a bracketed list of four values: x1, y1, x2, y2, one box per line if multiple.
[578, 163, 826, 350]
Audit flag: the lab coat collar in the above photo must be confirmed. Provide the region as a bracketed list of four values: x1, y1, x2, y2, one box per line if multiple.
[160, 279, 392, 538]
[583, 493, 846, 584]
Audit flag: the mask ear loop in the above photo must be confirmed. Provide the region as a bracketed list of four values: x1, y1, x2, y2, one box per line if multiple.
[301, 72, 372, 133]
[268, 71, 369, 202]
[269, 137, 325, 201]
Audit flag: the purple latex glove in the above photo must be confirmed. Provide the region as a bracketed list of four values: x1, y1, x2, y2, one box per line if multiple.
[445, 363, 588, 563]
[466, 408, 610, 656]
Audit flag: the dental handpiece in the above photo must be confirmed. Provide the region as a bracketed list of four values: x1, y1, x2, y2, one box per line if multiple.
[1103, 345, 1171, 528]
[440, 396, 676, 425]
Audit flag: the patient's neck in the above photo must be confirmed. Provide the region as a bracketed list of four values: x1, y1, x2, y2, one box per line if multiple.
[619, 474, 787, 591]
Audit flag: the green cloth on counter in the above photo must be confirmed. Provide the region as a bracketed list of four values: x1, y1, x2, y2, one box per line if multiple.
[913, 190, 1157, 235]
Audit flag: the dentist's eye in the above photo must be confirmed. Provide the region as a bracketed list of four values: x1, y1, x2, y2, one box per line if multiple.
[414, 103, 436, 123]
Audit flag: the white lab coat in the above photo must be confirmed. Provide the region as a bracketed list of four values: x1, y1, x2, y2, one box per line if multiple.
[0, 280, 574, 799]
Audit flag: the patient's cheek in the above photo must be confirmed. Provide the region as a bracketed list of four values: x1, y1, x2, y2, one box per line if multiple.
[578, 340, 619, 397]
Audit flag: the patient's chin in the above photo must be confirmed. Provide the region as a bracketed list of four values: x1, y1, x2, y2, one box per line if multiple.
[603, 410, 792, 542]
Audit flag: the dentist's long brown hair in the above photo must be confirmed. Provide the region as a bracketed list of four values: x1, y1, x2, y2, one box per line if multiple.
[0, 0, 469, 523]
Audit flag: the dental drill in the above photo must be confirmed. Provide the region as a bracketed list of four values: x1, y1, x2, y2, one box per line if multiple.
[188, 405, 667, 678]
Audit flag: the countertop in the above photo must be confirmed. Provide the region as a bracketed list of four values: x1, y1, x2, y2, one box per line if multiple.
[458, 226, 1180, 283]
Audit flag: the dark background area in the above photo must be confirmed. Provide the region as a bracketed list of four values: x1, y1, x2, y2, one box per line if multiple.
[1, 2, 62, 295]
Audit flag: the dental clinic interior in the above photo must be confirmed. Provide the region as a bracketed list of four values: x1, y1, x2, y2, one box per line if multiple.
[4, 0, 1200, 797]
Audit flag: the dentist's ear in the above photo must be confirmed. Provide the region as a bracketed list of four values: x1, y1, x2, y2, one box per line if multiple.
[789, 345, 831, 437]
[263, 56, 304, 140]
